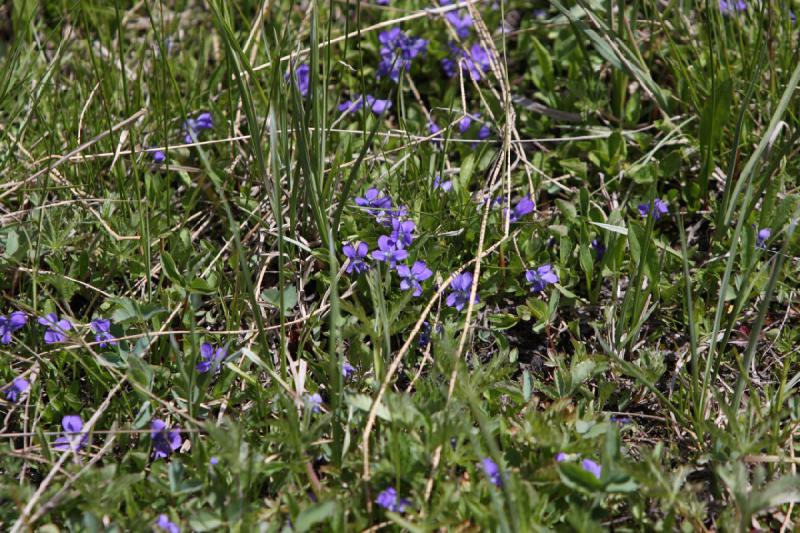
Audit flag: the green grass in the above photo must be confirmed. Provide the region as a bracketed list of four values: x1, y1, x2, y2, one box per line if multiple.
[2, 0, 800, 530]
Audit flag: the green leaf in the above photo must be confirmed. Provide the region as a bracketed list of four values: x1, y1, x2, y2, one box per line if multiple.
[261, 285, 298, 312]
[294, 501, 337, 532]
[161, 251, 182, 284]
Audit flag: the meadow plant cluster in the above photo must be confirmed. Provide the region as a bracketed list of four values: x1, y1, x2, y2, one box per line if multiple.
[2, 0, 800, 531]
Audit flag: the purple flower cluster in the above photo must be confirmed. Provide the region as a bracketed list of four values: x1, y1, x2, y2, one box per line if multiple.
[719, 0, 746, 13]
[338, 94, 392, 116]
[155, 514, 180, 533]
[637, 198, 668, 220]
[459, 113, 492, 142]
[445, 11, 474, 39]
[346, 188, 434, 298]
[183, 112, 213, 143]
[442, 43, 492, 81]
[375, 486, 411, 513]
[305, 392, 323, 413]
[377, 27, 428, 83]
[555, 452, 602, 479]
[0, 311, 26, 344]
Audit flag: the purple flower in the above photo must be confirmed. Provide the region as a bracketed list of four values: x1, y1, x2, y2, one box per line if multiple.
[637, 198, 668, 220]
[355, 188, 393, 218]
[38, 313, 72, 344]
[508, 195, 535, 222]
[151, 419, 182, 459]
[183, 112, 213, 143]
[390, 218, 416, 247]
[446, 272, 479, 311]
[525, 264, 559, 292]
[377, 28, 428, 82]
[305, 392, 323, 413]
[367, 95, 392, 115]
[756, 228, 771, 249]
[342, 360, 356, 377]
[477, 124, 491, 140]
[0, 311, 27, 344]
[375, 486, 411, 513]
[481, 457, 502, 487]
[150, 149, 166, 163]
[397, 261, 433, 297]
[591, 239, 606, 260]
[459, 115, 473, 134]
[555, 452, 568, 462]
[371, 235, 409, 268]
[4, 377, 29, 403]
[53, 415, 88, 452]
[90, 318, 117, 348]
[343, 242, 370, 275]
[719, 0, 746, 13]
[210, 456, 219, 466]
[433, 175, 452, 192]
[610, 415, 632, 425]
[196, 342, 227, 374]
[445, 11, 473, 38]
[581, 459, 602, 479]
[293, 63, 310, 97]
[445, 44, 493, 81]
[155, 514, 180, 533]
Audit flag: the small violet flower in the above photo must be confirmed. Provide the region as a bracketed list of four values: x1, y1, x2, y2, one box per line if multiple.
[90, 318, 117, 348]
[433, 175, 453, 192]
[151, 419, 182, 460]
[390, 218, 416, 248]
[150, 149, 166, 163]
[338, 94, 392, 116]
[355, 188, 393, 218]
[4, 377, 29, 403]
[53, 415, 88, 452]
[342, 360, 356, 378]
[306, 393, 323, 413]
[0, 311, 27, 344]
[155, 514, 180, 533]
[508, 195, 535, 222]
[555, 452, 568, 462]
[591, 239, 606, 260]
[343, 242, 370, 275]
[481, 457, 502, 487]
[637, 198, 668, 220]
[377, 28, 427, 82]
[397, 261, 433, 297]
[292, 63, 310, 97]
[581, 459, 602, 479]
[719, 0, 746, 13]
[445, 11, 474, 39]
[446, 272, 479, 311]
[525, 264, 559, 292]
[375, 486, 411, 513]
[756, 228, 771, 249]
[183, 112, 213, 143]
[196, 342, 227, 374]
[38, 313, 72, 344]
[210, 456, 219, 466]
[371, 235, 409, 268]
